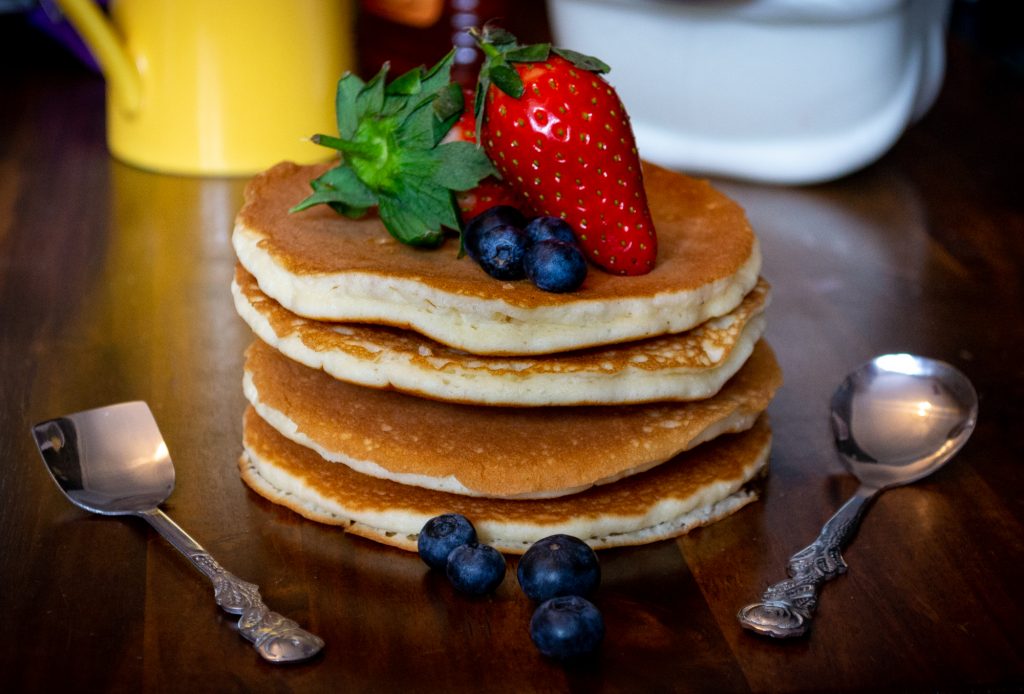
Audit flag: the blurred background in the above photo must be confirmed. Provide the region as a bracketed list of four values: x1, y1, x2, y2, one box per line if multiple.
[1, 0, 1020, 182]
[2, 1, 1020, 78]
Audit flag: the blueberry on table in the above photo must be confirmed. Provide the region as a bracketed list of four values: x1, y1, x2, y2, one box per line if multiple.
[417, 514, 477, 571]
[476, 224, 529, 280]
[463, 205, 527, 261]
[446, 542, 507, 595]
[524, 240, 588, 293]
[529, 596, 605, 660]
[517, 534, 600, 602]
[524, 216, 578, 247]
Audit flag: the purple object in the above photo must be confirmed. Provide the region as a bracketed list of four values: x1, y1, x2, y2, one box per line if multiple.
[27, 0, 109, 72]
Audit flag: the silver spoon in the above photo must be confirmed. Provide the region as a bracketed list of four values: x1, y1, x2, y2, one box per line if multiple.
[31, 401, 325, 663]
[737, 353, 978, 638]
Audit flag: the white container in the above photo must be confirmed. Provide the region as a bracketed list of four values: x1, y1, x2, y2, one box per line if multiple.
[547, 0, 951, 184]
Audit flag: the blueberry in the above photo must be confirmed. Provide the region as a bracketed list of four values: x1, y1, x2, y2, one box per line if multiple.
[463, 205, 527, 261]
[523, 240, 588, 293]
[476, 224, 528, 280]
[525, 216, 578, 247]
[529, 596, 604, 660]
[417, 514, 477, 571]
[517, 534, 600, 602]
[446, 542, 507, 595]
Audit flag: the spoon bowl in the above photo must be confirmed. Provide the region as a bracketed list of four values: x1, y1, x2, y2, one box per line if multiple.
[831, 353, 978, 490]
[35, 402, 175, 516]
[33, 401, 324, 663]
[738, 354, 978, 638]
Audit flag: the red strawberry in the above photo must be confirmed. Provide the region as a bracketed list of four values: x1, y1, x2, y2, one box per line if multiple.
[443, 90, 479, 143]
[471, 27, 657, 275]
[444, 88, 523, 220]
[456, 178, 522, 219]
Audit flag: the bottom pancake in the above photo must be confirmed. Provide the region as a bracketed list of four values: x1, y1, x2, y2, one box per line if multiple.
[239, 407, 772, 554]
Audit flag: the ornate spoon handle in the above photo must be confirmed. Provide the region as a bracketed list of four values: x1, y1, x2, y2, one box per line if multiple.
[737, 485, 877, 638]
[140, 508, 325, 662]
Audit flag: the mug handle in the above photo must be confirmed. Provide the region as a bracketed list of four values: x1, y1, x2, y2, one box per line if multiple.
[55, 0, 142, 115]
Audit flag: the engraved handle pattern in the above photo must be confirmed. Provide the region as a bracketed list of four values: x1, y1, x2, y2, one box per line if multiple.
[737, 486, 876, 638]
[142, 509, 324, 662]
[191, 552, 326, 663]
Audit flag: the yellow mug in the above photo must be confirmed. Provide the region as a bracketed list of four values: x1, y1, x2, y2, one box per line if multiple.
[56, 0, 354, 176]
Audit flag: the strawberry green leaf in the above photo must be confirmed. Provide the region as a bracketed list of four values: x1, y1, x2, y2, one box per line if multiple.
[433, 82, 465, 143]
[289, 187, 347, 213]
[432, 141, 496, 191]
[312, 189, 371, 219]
[335, 73, 364, 139]
[551, 47, 611, 74]
[398, 98, 438, 151]
[295, 48, 492, 248]
[481, 25, 517, 47]
[378, 193, 445, 247]
[505, 43, 550, 63]
[489, 64, 524, 98]
[290, 166, 378, 216]
[386, 65, 422, 96]
[471, 75, 490, 145]
[420, 48, 457, 95]
[356, 66, 388, 121]
[377, 151, 460, 246]
[317, 165, 378, 207]
[404, 182, 460, 232]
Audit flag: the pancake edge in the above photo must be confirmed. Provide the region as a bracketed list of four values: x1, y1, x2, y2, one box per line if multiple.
[233, 222, 761, 356]
[232, 274, 768, 406]
[242, 360, 771, 499]
[238, 424, 771, 554]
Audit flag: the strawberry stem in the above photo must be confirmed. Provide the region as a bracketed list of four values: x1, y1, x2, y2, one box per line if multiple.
[475, 35, 503, 61]
[311, 133, 377, 159]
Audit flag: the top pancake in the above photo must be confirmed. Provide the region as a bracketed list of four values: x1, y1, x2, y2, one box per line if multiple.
[233, 161, 761, 355]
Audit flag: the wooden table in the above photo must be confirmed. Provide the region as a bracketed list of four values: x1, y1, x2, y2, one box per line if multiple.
[2, 7, 1022, 693]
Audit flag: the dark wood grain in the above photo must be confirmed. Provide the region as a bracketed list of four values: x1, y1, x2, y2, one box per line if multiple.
[2, 7, 1022, 693]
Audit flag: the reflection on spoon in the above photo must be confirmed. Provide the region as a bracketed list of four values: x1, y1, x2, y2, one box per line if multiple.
[32, 401, 325, 663]
[737, 353, 978, 638]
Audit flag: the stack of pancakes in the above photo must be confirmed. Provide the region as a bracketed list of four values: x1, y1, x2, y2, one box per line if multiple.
[230, 161, 781, 553]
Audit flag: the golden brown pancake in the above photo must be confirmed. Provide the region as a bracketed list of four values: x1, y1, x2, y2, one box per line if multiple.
[232, 161, 761, 355]
[242, 338, 782, 499]
[233, 265, 770, 406]
[240, 407, 772, 553]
